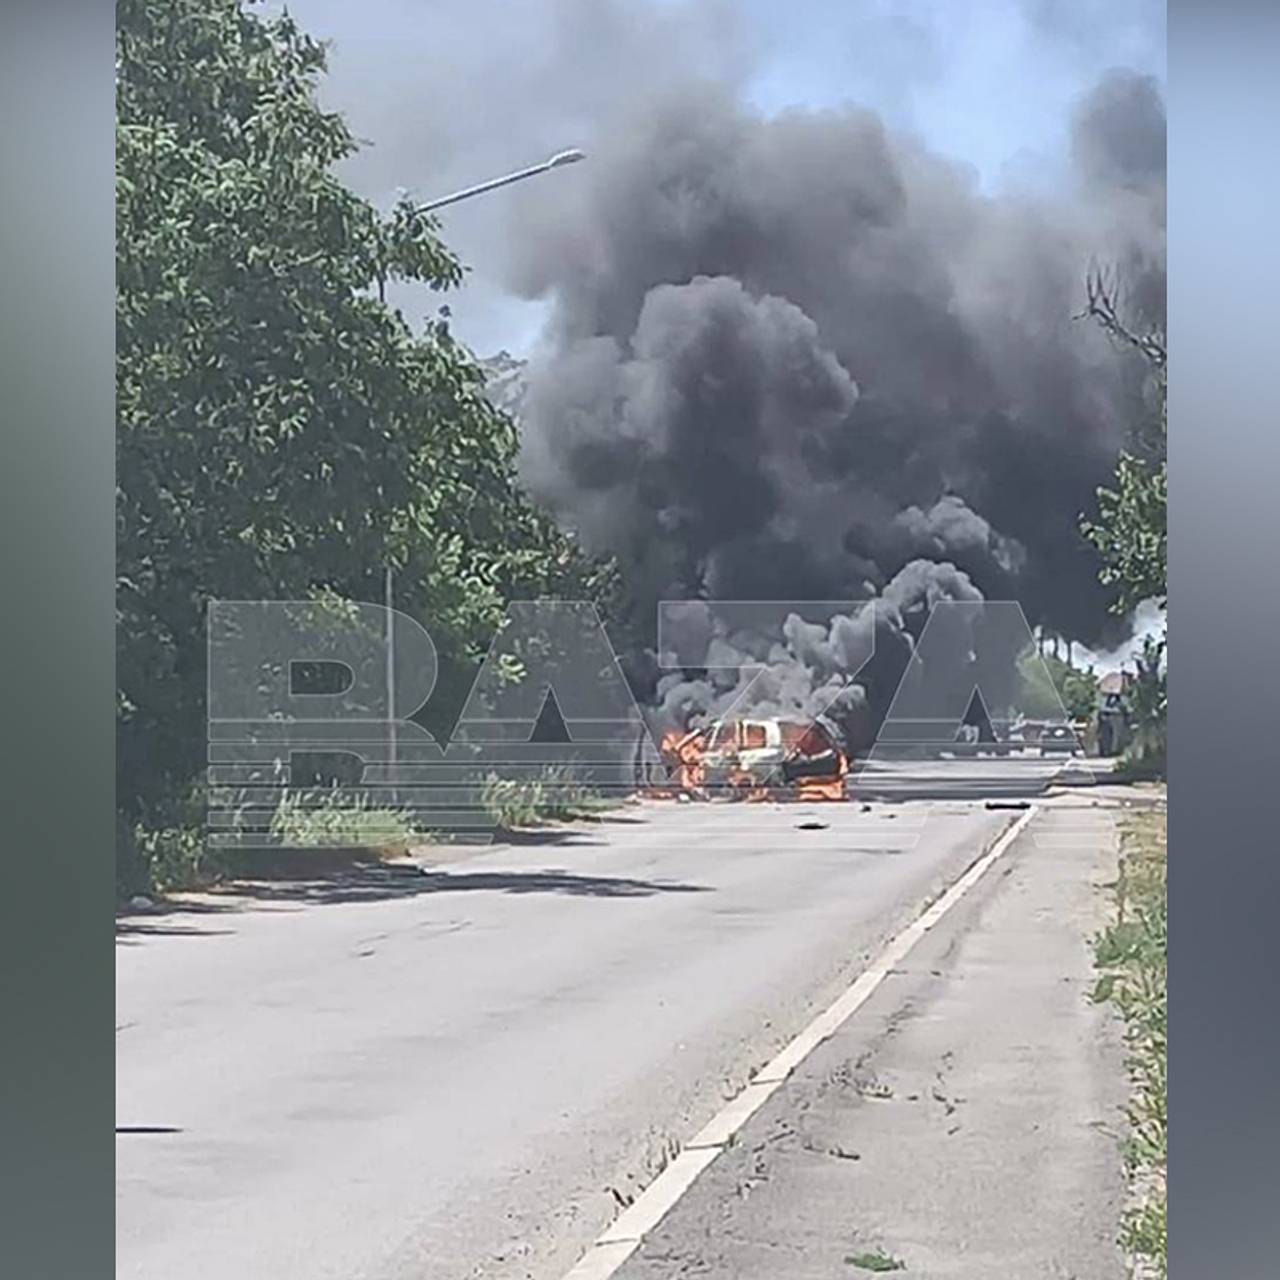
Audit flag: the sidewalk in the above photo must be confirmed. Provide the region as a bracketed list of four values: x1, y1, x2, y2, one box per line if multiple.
[611, 802, 1129, 1278]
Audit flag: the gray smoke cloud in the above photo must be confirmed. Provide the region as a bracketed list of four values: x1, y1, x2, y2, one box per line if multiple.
[643, 559, 1030, 749]
[497, 69, 1163, 731]
[276, 0, 1164, 740]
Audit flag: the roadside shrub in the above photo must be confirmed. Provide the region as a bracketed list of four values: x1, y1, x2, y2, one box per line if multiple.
[115, 814, 153, 899]
[269, 789, 421, 855]
[136, 822, 222, 893]
[1121, 635, 1167, 779]
[479, 764, 605, 830]
[117, 785, 224, 898]
[117, 788, 425, 901]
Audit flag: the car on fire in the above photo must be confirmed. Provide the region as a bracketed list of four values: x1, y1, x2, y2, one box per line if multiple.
[701, 718, 786, 785]
[661, 716, 847, 801]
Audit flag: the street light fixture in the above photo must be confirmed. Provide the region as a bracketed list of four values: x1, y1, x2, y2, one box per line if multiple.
[413, 147, 586, 214]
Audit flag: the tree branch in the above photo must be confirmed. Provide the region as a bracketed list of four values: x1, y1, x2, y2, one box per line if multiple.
[1078, 264, 1166, 370]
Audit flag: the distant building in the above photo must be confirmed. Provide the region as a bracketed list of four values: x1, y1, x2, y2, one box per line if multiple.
[1098, 671, 1127, 697]
[1096, 670, 1131, 756]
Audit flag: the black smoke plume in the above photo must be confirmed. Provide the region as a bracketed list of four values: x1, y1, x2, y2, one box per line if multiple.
[495, 70, 1165, 736]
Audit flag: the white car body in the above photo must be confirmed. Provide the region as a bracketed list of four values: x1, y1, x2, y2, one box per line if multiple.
[702, 718, 788, 782]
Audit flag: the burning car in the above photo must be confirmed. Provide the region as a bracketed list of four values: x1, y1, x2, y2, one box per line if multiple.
[656, 717, 848, 802]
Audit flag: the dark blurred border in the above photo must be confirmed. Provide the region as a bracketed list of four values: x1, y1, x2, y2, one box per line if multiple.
[1169, 0, 1280, 1275]
[0, 3, 1276, 1278]
[0, 3, 114, 1277]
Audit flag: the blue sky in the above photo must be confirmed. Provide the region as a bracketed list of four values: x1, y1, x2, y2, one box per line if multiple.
[740, 0, 1165, 189]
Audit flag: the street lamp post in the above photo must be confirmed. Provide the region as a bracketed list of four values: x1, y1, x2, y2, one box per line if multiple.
[386, 146, 586, 778]
[412, 148, 586, 215]
[385, 564, 396, 794]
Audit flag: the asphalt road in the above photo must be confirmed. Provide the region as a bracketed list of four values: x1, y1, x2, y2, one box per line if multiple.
[610, 797, 1129, 1279]
[116, 758, 1078, 1280]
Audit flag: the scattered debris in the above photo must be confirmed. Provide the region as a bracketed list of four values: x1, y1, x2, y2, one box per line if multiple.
[128, 895, 155, 911]
[857, 1080, 895, 1100]
[845, 1249, 906, 1272]
[824, 1144, 861, 1161]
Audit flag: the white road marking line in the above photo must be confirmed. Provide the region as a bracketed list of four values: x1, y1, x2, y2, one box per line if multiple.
[595, 1148, 721, 1245]
[556, 804, 1038, 1280]
[560, 1239, 642, 1280]
[685, 1079, 785, 1149]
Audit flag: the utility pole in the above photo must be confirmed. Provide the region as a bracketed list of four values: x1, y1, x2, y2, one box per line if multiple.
[385, 565, 396, 797]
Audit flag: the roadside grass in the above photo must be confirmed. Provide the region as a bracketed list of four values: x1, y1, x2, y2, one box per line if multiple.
[479, 764, 612, 831]
[1092, 806, 1167, 1279]
[119, 788, 425, 899]
[844, 1249, 906, 1272]
[1106, 751, 1166, 785]
[269, 789, 420, 854]
[120, 766, 618, 901]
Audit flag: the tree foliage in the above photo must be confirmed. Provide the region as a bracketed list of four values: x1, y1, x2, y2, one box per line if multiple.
[1078, 268, 1167, 776]
[117, 0, 610, 829]
[1017, 650, 1099, 721]
[1123, 634, 1168, 771]
[1079, 269, 1167, 615]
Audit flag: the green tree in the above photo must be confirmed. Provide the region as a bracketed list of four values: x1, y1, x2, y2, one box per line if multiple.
[1017, 650, 1099, 720]
[116, 0, 608, 857]
[1080, 269, 1167, 614]
[1079, 268, 1167, 777]
[1123, 634, 1168, 772]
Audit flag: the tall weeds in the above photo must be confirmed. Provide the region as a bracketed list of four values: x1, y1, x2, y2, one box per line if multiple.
[1093, 809, 1167, 1278]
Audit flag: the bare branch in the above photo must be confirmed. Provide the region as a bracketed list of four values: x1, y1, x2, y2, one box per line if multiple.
[1078, 263, 1166, 369]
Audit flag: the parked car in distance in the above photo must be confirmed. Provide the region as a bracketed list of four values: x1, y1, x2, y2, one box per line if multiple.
[1039, 722, 1078, 756]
